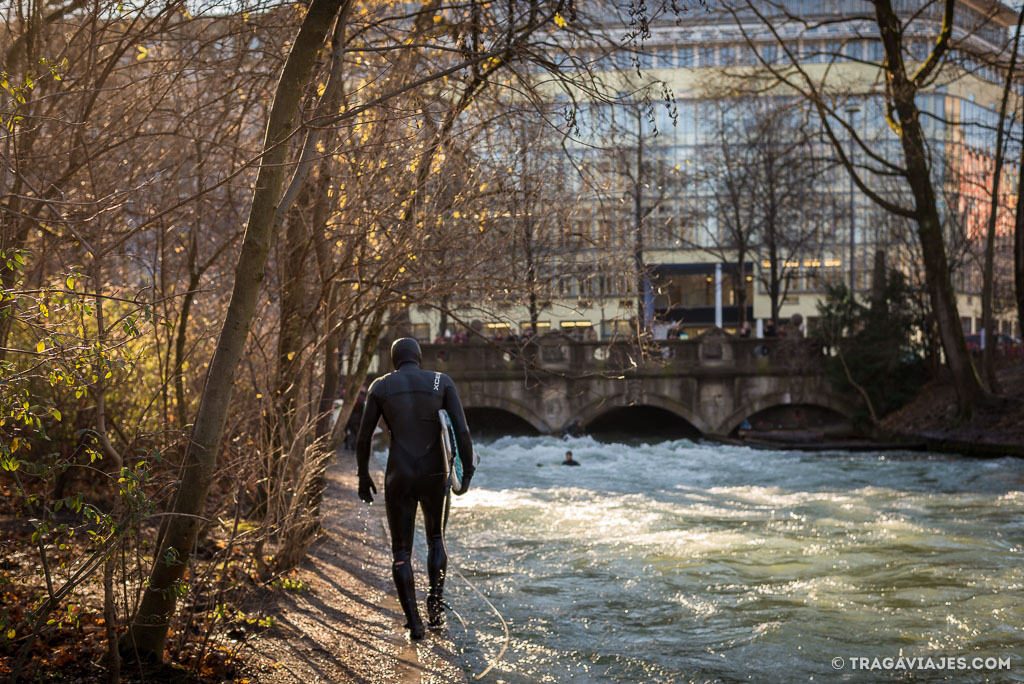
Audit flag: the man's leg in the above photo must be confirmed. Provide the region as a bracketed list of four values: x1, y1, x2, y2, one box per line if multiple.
[386, 492, 425, 639]
[421, 483, 449, 628]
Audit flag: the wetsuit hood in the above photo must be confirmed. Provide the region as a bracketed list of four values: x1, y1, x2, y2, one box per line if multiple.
[391, 337, 422, 369]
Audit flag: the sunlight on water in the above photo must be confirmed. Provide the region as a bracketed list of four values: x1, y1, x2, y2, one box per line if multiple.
[437, 436, 1024, 682]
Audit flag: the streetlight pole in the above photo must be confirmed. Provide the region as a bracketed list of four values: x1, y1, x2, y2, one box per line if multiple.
[845, 104, 860, 295]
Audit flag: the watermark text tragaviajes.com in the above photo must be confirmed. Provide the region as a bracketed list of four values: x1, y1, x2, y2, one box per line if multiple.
[831, 655, 1012, 672]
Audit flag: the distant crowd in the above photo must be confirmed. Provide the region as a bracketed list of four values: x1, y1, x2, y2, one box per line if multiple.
[432, 325, 599, 345]
[429, 313, 807, 345]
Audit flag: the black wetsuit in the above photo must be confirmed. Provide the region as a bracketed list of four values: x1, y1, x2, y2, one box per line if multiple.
[355, 338, 474, 637]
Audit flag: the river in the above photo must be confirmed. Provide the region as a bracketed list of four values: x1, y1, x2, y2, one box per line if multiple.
[437, 436, 1024, 683]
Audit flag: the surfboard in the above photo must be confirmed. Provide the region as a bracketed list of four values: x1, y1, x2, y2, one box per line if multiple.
[438, 408, 468, 494]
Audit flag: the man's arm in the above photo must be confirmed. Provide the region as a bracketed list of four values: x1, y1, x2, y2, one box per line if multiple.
[443, 376, 474, 485]
[355, 381, 383, 478]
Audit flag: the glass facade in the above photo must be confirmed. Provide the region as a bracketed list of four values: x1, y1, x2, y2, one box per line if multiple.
[425, 0, 1018, 340]
[535, 0, 1019, 333]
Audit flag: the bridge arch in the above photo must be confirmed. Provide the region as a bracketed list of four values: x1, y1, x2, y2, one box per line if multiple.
[576, 393, 714, 436]
[717, 391, 854, 436]
[460, 395, 553, 434]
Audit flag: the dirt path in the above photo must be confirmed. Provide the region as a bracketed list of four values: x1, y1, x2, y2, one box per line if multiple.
[239, 453, 467, 683]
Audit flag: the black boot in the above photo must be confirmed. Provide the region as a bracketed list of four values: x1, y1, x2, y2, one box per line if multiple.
[392, 559, 424, 640]
[426, 535, 447, 629]
[427, 592, 445, 629]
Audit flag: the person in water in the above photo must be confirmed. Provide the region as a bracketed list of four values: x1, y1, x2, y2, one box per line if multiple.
[355, 338, 474, 640]
[562, 450, 581, 466]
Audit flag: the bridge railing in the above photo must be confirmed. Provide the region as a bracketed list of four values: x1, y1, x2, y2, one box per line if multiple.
[383, 334, 824, 377]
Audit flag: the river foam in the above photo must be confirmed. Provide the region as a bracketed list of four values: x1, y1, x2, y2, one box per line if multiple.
[412, 436, 1024, 682]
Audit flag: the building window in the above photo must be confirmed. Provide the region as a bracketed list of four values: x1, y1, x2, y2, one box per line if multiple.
[484, 322, 512, 339]
[804, 41, 826, 63]
[916, 40, 931, 62]
[560, 320, 594, 339]
[520, 320, 551, 334]
[866, 40, 884, 63]
[411, 323, 431, 342]
[652, 269, 753, 309]
[601, 319, 633, 338]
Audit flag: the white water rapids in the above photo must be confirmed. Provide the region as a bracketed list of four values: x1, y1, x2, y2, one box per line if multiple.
[426, 436, 1024, 682]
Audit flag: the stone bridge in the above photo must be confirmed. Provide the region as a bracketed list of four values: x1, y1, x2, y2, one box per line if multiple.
[394, 329, 853, 437]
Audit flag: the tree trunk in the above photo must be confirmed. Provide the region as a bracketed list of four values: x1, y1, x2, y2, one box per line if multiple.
[173, 272, 202, 429]
[102, 545, 120, 684]
[438, 299, 449, 340]
[768, 239, 780, 327]
[0, 186, 30, 362]
[525, 226, 538, 335]
[633, 133, 647, 337]
[980, 9, 1022, 393]
[735, 247, 747, 328]
[870, 248, 887, 315]
[122, 0, 344, 659]
[1016, 157, 1024, 338]
[315, 324, 341, 440]
[312, 171, 341, 442]
[327, 311, 387, 450]
[274, 191, 313, 443]
[875, 0, 986, 415]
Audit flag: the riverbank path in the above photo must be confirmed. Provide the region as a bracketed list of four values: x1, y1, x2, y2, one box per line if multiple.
[240, 453, 466, 683]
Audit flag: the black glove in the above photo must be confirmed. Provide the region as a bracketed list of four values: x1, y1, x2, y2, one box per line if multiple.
[358, 473, 377, 503]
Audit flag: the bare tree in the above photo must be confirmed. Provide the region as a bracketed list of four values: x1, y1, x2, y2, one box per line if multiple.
[726, 0, 992, 414]
[124, 0, 349, 657]
[690, 94, 835, 329]
[980, 9, 1024, 391]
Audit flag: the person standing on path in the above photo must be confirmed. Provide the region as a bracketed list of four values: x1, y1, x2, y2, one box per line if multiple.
[355, 337, 475, 639]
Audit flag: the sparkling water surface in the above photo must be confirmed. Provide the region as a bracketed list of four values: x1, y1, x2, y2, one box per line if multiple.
[430, 436, 1024, 683]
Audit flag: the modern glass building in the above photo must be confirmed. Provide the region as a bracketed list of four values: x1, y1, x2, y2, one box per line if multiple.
[415, 0, 1021, 341]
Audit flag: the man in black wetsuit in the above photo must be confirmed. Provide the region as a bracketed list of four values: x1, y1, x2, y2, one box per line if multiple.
[355, 338, 474, 640]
